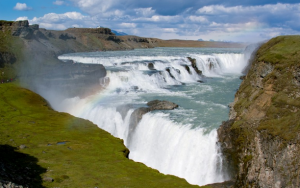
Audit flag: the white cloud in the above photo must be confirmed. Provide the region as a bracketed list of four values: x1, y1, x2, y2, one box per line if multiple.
[188, 16, 208, 23]
[197, 3, 300, 15]
[16, 17, 29, 21]
[25, 1, 300, 42]
[70, 0, 119, 14]
[134, 8, 155, 17]
[53, 0, 64, 5]
[120, 23, 137, 28]
[163, 28, 177, 33]
[29, 12, 90, 30]
[13, 3, 32, 11]
[134, 15, 181, 23]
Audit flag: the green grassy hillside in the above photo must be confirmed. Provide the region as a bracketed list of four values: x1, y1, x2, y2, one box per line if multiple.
[0, 82, 202, 187]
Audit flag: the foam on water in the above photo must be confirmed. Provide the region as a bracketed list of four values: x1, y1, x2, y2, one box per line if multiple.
[53, 47, 253, 186]
[129, 112, 225, 185]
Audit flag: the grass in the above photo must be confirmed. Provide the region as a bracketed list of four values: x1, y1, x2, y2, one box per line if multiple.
[0, 82, 202, 187]
[232, 35, 300, 142]
[257, 35, 300, 66]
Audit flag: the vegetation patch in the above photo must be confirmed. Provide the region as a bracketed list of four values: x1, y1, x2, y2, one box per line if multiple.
[0, 83, 201, 187]
[257, 35, 300, 66]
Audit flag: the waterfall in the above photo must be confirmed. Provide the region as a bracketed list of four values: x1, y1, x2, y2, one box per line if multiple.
[50, 47, 250, 186]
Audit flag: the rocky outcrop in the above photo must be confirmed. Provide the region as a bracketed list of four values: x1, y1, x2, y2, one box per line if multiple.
[128, 100, 178, 137]
[187, 57, 202, 75]
[65, 27, 114, 35]
[126, 37, 150, 43]
[58, 33, 76, 40]
[147, 100, 178, 111]
[11, 20, 39, 39]
[106, 36, 124, 43]
[218, 36, 300, 188]
[148, 63, 155, 70]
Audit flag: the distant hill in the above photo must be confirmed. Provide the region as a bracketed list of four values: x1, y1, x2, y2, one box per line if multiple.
[111, 30, 128, 36]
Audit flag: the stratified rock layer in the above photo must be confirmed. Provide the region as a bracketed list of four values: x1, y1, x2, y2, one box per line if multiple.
[218, 36, 300, 188]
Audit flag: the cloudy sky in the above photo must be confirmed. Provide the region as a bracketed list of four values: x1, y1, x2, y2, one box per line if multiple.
[1, 0, 300, 42]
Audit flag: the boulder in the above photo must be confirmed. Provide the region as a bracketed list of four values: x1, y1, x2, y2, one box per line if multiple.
[148, 63, 155, 70]
[127, 100, 179, 145]
[147, 100, 179, 111]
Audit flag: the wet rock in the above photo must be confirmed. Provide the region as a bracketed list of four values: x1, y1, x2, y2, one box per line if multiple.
[187, 57, 202, 75]
[183, 65, 191, 74]
[165, 68, 175, 79]
[208, 58, 215, 70]
[129, 107, 150, 128]
[148, 63, 155, 70]
[127, 100, 179, 145]
[147, 100, 179, 111]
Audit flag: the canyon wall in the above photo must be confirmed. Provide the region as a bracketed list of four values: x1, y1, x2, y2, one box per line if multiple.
[218, 36, 300, 188]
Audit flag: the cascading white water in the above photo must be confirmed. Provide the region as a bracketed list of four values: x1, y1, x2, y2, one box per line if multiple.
[128, 113, 224, 185]
[52, 47, 251, 186]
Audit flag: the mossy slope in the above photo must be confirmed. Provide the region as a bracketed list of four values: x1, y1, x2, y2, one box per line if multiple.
[218, 35, 300, 188]
[0, 83, 201, 188]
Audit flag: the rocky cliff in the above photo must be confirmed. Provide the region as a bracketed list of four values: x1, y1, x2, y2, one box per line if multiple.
[218, 36, 300, 188]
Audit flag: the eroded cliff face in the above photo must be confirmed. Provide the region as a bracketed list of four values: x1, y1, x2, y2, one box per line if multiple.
[218, 36, 300, 188]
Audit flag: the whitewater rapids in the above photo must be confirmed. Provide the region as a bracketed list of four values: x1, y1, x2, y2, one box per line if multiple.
[49, 47, 252, 186]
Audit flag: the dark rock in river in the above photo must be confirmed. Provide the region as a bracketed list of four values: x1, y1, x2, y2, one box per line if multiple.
[129, 100, 178, 128]
[183, 65, 191, 74]
[147, 100, 178, 111]
[166, 67, 175, 79]
[187, 57, 202, 75]
[129, 107, 150, 129]
[148, 63, 155, 70]
[127, 100, 179, 145]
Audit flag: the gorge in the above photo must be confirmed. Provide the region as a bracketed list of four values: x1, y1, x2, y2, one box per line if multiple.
[1, 20, 300, 188]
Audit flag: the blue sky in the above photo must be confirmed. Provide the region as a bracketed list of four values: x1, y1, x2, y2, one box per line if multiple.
[1, 0, 300, 42]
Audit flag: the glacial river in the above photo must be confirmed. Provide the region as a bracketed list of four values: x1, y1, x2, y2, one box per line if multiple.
[55, 47, 250, 186]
